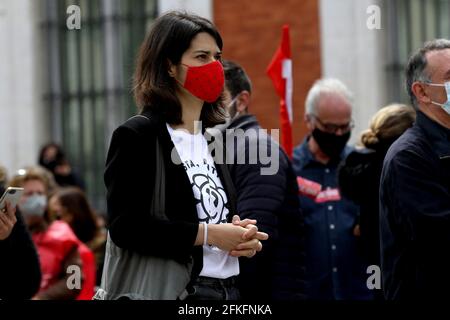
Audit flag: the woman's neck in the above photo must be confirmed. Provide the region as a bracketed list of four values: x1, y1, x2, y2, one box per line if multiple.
[172, 89, 203, 134]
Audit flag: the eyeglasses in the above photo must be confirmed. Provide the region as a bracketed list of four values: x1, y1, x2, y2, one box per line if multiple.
[311, 115, 354, 134]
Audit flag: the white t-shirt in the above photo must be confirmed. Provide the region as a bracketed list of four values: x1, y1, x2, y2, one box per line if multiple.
[166, 124, 239, 279]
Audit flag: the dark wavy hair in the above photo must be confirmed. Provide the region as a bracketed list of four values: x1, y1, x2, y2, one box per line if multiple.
[54, 187, 98, 244]
[133, 11, 226, 128]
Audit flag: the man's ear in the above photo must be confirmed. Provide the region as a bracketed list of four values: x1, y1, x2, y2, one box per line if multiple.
[304, 114, 313, 131]
[236, 90, 251, 113]
[411, 81, 432, 105]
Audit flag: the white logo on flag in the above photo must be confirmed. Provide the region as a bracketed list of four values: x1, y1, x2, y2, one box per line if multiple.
[282, 59, 293, 123]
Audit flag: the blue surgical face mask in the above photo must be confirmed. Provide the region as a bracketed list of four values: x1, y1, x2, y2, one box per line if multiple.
[19, 194, 47, 217]
[426, 81, 450, 115]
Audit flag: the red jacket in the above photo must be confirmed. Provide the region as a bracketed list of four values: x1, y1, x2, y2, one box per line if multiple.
[77, 241, 96, 300]
[32, 221, 96, 300]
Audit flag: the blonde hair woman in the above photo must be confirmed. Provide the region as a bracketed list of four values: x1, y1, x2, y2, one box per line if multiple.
[360, 104, 417, 151]
[338, 103, 415, 300]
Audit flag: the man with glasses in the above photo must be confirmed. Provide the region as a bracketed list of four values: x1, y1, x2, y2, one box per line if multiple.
[292, 78, 372, 300]
[380, 39, 450, 299]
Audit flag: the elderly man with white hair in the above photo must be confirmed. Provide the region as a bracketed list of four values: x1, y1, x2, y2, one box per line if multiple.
[292, 78, 373, 300]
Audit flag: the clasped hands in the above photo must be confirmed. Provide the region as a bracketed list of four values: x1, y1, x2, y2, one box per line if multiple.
[205, 215, 269, 258]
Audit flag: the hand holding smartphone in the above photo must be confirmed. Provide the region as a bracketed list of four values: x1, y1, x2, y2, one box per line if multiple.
[0, 188, 22, 240]
[0, 187, 24, 211]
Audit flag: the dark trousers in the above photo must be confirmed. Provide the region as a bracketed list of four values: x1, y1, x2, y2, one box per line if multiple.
[185, 276, 240, 301]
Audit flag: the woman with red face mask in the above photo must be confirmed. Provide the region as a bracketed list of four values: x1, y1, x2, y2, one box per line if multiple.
[96, 11, 268, 301]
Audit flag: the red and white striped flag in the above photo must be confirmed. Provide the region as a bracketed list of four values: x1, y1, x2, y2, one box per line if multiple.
[266, 24, 293, 158]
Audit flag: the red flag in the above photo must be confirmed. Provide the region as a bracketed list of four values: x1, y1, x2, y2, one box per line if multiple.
[266, 24, 293, 158]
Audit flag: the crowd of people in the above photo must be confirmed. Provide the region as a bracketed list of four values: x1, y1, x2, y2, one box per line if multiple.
[0, 145, 106, 300]
[0, 11, 449, 301]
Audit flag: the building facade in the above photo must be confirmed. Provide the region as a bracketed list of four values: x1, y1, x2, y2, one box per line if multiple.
[1, 0, 449, 211]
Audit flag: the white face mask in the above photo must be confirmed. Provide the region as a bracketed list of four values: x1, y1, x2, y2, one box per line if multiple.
[425, 81, 450, 115]
[19, 194, 47, 217]
[224, 95, 241, 124]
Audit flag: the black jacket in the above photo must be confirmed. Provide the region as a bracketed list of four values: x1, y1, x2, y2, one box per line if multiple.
[380, 111, 450, 299]
[104, 110, 237, 281]
[0, 207, 41, 300]
[338, 147, 385, 268]
[221, 115, 306, 300]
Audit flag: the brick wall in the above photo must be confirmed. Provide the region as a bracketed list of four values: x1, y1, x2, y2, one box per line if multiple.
[214, 0, 322, 147]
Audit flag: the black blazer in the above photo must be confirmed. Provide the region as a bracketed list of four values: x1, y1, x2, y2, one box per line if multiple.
[104, 109, 237, 280]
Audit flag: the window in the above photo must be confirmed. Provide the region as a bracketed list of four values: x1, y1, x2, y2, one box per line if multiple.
[43, 0, 157, 211]
[386, 0, 450, 104]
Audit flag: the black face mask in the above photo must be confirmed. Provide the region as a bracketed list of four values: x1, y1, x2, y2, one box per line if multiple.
[312, 128, 351, 160]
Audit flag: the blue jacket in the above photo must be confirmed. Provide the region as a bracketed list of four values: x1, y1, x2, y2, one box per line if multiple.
[293, 138, 373, 300]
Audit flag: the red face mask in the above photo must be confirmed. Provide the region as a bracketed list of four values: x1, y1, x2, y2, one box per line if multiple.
[180, 60, 224, 103]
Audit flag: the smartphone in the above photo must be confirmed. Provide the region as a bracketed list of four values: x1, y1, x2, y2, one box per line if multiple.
[0, 187, 24, 211]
